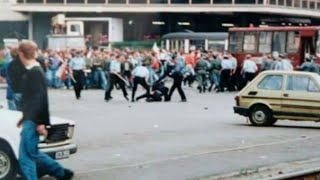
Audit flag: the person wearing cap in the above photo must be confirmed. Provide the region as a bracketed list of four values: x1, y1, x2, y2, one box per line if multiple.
[69, 50, 87, 99]
[131, 57, 150, 102]
[297, 55, 319, 73]
[260, 54, 273, 71]
[166, 54, 187, 102]
[195, 54, 209, 93]
[208, 52, 222, 92]
[104, 55, 129, 101]
[219, 54, 233, 92]
[241, 54, 258, 86]
[280, 53, 293, 71]
[229, 54, 238, 91]
[272, 51, 282, 70]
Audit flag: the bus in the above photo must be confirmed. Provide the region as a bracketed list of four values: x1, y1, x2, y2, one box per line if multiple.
[161, 32, 228, 53]
[228, 26, 320, 67]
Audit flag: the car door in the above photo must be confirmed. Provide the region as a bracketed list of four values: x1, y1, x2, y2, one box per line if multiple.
[281, 74, 320, 121]
[250, 74, 284, 112]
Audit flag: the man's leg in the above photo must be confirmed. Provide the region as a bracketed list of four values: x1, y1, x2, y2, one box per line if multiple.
[176, 76, 186, 101]
[131, 78, 138, 102]
[117, 76, 128, 99]
[105, 74, 115, 100]
[99, 70, 107, 90]
[139, 78, 150, 100]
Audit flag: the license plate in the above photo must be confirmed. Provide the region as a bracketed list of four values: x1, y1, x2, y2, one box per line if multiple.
[55, 150, 70, 159]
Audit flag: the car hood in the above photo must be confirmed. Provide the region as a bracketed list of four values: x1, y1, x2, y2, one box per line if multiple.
[0, 109, 75, 126]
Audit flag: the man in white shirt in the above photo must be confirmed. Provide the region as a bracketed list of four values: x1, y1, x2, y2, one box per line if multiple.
[280, 54, 293, 71]
[131, 59, 150, 102]
[242, 54, 258, 86]
[105, 55, 129, 101]
[219, 54, 233, 92]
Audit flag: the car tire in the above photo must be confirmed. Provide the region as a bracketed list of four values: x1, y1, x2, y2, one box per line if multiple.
[0, 141, 18, 180]
[249, 105, 275, 126]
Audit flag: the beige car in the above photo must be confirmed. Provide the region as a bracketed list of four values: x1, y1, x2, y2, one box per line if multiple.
[234, 71, 320, 126]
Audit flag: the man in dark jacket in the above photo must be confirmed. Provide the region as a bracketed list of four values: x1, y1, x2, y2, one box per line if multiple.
[17, 41, 74, 180]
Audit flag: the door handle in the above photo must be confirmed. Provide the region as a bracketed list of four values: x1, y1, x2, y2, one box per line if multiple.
[248, 91, 258, 95]
[283, 93, 289, 97]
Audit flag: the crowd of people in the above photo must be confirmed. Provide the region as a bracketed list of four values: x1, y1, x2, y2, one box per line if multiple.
[2, 44, 320, 106]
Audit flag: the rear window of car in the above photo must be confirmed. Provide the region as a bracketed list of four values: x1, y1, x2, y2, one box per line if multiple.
[258, 75, 283, 90]
[286, 75, 320, 92]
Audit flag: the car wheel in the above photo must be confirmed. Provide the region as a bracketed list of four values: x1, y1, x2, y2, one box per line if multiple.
[0, 142, 18, 180]
[249, 105, 274, 126]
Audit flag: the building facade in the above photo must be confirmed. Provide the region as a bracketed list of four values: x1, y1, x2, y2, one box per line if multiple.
[2, 0, 320, 48]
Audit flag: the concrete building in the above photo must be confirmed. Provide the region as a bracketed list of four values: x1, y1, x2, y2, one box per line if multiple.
[2, 0, 320, 48]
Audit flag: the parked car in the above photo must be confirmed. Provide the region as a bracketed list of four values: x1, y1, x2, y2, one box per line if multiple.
[0, 107, 77, 180]
[234, 71, 320, 126]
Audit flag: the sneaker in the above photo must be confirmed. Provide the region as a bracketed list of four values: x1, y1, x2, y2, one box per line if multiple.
[58, 169, 74, 180]
[181, 99, 187, 102]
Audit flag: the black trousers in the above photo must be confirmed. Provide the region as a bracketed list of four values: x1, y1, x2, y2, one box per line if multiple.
[244, 72, 256, 85]
[220, 69, 231, 92]
[132, 77, 150, 101]
[72, 70, 84, 99]
[105, 73, 128, 100]
[169, 74, 186, 100]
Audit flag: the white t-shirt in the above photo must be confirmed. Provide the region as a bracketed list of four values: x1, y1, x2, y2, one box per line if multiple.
[132, 66, 149, 78]
[243, 59, 258, 73]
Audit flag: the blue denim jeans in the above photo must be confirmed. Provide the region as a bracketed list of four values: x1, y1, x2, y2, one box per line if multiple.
[211, 72, 220, 87]
[93, 69, 107, 90]
[19, 120, 65, 180]
[7, 99, 16, 111]
[13, 93, 22, 111]
[50, 69, 61, 88]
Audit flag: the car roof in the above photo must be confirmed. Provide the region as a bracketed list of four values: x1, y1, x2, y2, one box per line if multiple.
[260, 70, 319, 77]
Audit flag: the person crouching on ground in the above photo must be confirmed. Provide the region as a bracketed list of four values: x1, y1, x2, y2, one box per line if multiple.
[17, 40, 74, 180]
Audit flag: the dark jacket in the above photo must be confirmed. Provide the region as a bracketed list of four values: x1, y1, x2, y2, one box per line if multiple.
[21, 65, 50, 125]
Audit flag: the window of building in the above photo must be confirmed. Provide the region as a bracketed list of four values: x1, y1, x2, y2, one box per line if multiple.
[235, 0, 255, 4]
[270, 0, 276, 5]
[229, 32, 243, 53]
[273, 32, 286, 54]
[26, 0, 42, 3]
[259, 32, 272, 53]
[130, 0, 146, 3]
[286, 0, 292, 6]
[214, 0, 232, 4]
[310, 1, 315, 9]
[302, 0, 308, 8]
[293, 0, 300, 7]
[278, 0, 284, 5]
[192, 0, 210, 3]
[243, 32, 258, 53]
[258, 75, 283, 90]
[318, 2, 320, 9]
[171, 0, 188, 3]
[286, 76, 319, 92]
[150, 0, 167, 3]
[109, 0, 126, 3]
[47, 0, 64, 3]
[67, 0, 84, 3]
[87, 0, 104, 3]
[286, 31, 300, 53]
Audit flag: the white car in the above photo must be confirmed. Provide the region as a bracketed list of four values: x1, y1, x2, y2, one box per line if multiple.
[0, 107, 77, 180]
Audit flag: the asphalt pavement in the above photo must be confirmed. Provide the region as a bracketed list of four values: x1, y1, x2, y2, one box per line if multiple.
[1, 86, 320, 180]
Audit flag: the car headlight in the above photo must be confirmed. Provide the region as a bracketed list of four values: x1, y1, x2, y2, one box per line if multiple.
[67, 125, 75, 139]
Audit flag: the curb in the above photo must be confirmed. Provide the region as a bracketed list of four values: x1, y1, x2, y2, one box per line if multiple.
[194, 158, 320, 180]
